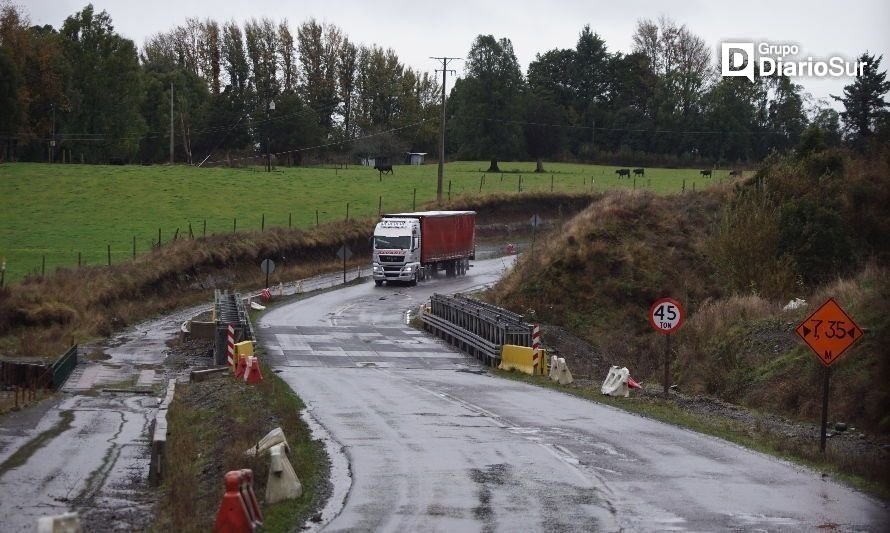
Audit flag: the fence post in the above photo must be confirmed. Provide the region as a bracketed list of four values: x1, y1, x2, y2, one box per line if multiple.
[448, 180, 451, 201]
[316, 209, 319, 227]
[233, 217, 237, 233]
[158, 227, 161, 248]
[551, 174, 554, 192]
[107, 244, 111, 266]
[78, 252, 81, 267]
[479, 175, 483, 193]
[261, 213, 265, 231]
[203, 219, 207, 237]
[518, 175, 522, 193]
[345, 203, 349, 222]
[288, 213, 292, 228]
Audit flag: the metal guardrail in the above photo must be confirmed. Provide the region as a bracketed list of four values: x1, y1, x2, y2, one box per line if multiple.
[421, 293, 536, 366]
[51, 344, 78, 389]
[213, 290, 254, 365]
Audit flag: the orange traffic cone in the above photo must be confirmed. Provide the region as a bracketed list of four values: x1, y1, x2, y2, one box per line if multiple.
[627, 376, 643, 389]
[235, 355, 248, 379]
[244, 356, 263, 384]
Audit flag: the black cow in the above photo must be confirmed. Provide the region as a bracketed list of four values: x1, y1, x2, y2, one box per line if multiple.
[615, 168, 630, 178]
[375, 163, 394, 177]
[699, 169, 712, 178]
[633, 168, 645, 176]
[729, 169, 741, 177]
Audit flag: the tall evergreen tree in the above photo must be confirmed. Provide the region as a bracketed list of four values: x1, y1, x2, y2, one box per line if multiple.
[450, 35, 524, 172]
[832, 52, 890, 151]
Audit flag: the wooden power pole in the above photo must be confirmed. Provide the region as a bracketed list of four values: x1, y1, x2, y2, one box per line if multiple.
[169, 82, 174, 165]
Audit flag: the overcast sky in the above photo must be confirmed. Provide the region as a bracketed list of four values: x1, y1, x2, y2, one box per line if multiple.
[19, 0, 890, 109]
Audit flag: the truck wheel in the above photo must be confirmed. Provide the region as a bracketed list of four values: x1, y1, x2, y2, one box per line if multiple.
[375, 280, 384, 287]
[411, 272, 418, 286]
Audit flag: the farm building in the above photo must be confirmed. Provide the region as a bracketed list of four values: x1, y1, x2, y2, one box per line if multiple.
[405, 152, 427, 165]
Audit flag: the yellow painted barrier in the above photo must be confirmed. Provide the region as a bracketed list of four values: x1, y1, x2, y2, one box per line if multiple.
[235, 340, 255, 357]
[499, 345, 548, 375]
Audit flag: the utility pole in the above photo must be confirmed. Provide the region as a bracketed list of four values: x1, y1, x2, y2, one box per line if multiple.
[169, 82, 174, 165]
[431, 56, 460, 204]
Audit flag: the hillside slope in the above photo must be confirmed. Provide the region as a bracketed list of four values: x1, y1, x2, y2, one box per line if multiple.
[490, 148, 890, 435]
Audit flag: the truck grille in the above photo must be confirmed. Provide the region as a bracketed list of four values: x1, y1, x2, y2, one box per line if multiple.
[378, 255, 405, 263]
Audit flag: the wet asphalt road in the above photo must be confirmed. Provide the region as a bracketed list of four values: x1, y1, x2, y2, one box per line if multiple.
[259, 257, 889, 532]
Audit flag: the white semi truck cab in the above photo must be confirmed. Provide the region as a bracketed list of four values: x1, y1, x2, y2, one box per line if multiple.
[372, 217, 423, 285]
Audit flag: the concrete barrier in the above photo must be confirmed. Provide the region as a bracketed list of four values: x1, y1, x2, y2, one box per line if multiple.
[245, 427, 288, 456]
[499, 345, 548, 375]
[149, 380, 176, 487]
[188, 320, 216, 340]
[556, 357, 573, 385]
[266, 443, 302, 504]
[36, 512, 79, 533]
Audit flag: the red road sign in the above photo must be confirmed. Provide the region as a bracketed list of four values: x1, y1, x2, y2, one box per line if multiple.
[795, 298, 863, 367]
[649, 298, 685, 334]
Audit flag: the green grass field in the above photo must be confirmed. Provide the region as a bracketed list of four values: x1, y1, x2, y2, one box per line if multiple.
[0, 161, 732, 283]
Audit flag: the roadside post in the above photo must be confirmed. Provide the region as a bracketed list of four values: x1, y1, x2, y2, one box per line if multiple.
[337, 245, 353, 284]
[794, 298, 863, 453]
[648, 297, 685, 397]
[260, 259, 275, 290]
[530, 214, 543, 248]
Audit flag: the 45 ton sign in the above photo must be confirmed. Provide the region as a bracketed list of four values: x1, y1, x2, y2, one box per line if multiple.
[649, 298, 685, 334]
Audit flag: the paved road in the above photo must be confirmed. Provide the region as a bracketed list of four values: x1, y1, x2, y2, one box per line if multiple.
[259, 257, 888, 532]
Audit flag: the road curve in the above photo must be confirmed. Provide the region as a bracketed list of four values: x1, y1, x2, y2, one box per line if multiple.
[259, 257, 888, 532]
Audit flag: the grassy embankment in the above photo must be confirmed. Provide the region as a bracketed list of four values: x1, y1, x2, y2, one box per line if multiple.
[0, 161, 729, 283]
[154, 359, 327, 531]
[488, 147, 890, 493]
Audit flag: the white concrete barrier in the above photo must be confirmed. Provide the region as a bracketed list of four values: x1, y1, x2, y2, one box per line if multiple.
[245, 427, 288, 456]
[266, 443, 303, 504]
[548, 355, 559, 381]
[36, 512, 79, 533]
[557, 357, 573, 385]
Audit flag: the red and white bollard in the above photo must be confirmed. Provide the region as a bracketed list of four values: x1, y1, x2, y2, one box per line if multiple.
[227, 324, 236, 372]
[532, 324, 542, 375]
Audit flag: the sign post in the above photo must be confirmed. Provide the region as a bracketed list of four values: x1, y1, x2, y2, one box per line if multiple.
[530, 214, 542, 248]
[649, 297, 685, 397]
[260, 259, 275, 289]
[337, 245, 353, 284]
[794, 297, 863, 453]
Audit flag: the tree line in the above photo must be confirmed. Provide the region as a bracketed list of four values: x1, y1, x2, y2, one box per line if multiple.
[1, 4, 887, 168]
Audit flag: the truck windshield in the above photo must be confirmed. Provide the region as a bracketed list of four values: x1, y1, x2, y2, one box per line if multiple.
[374, 236, 411, 249]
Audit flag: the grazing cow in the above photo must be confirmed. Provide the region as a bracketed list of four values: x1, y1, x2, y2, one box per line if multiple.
[633, 168, 645, 177]
[699, 169, 712, 178]
[729, 169, 741, 177]
[375, 163, 394, 177]
[616, 168, 631, 178]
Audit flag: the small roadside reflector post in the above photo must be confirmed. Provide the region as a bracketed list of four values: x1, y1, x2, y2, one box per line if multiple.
[794, 297, 863, 453]
[649, 297, 685, 397]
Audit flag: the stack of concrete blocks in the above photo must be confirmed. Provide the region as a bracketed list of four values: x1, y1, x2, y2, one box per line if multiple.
[549, 357, 573, 385]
